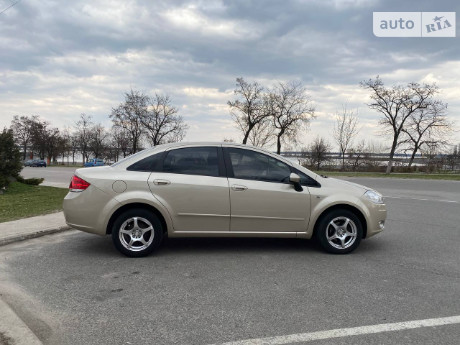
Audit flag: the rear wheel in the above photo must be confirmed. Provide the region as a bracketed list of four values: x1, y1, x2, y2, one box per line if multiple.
[111, 208, 163, 257]
[315, 209, 363, 254]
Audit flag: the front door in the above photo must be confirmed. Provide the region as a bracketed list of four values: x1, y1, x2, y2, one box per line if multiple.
[225, 147, 310, 232]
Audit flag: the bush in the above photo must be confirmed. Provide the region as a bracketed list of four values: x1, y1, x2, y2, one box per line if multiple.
[16, 175, 44, 185]
[0, 129, 22, 189]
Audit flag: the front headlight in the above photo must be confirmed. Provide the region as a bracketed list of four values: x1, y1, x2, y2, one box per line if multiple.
[364, 190, 384, 204]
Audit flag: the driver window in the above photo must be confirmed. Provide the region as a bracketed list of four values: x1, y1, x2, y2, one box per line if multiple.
[228, 148, 291, 183]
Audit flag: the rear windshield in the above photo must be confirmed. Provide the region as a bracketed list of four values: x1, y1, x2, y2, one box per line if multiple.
[111, 150, 148, 167]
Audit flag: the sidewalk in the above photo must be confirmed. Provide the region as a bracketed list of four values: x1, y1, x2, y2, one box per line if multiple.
[0, 299, 42, 345]
[0, 213, 70, 344]
[41, 181, 69, 188]
[0, 212, 71, 246]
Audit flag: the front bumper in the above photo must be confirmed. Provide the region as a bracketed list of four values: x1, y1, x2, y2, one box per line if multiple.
[366, 203, 387, 238]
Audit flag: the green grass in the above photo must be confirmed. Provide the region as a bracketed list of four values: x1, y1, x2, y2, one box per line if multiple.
[313, 171, 460, 181]
[0, 182, 68, 223]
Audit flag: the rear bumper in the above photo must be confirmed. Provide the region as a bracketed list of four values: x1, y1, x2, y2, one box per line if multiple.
[63, 185, 120, 236]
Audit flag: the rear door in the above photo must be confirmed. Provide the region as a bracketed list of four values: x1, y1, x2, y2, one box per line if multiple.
[147, 146, 230, 232]
[225, 147, 310, 233]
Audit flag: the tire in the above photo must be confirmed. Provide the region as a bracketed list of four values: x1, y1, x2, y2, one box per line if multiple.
[111, 208, 163, 257]
[315, 209, 363, 254]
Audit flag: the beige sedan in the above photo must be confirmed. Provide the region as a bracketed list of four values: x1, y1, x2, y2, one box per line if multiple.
[63, 142, 386, 257]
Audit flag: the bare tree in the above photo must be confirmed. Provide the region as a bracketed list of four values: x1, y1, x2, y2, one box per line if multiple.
[268, 81, 315, 154]
[141, 94, 187, 146]
[308, 136, 331, 170]
[75, 114, 93, 164]
[228, 77, 266, 144]
[10, 115, 38, 160]
[347, 139, 366, 171]
[69, 133, 79, 165]
[27, 118, 63, 163]
[30, 118, 49, 160]
[446, 144, 459, 171]
[89, 124, 109, 159]
[60, 127, 72, 165]
[111, 126, 131, 160]
[421, 141, 443, 173]
[247, 120, 274, 148]
[333, 106, 359, 170]
[110, 89, 147, 153]
[401, 102, 451, 167]
[363, 141, 386, 169]
[44, 127, 63, 163]
[361, 76, 442, 174]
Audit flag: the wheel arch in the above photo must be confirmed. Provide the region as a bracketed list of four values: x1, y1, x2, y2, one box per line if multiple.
[106, 203, 168, 235]
[313, 204, 368, 239]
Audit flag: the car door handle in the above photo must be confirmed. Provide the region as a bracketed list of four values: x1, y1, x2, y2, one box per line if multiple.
[153, 179, 171, 185]
[231, 184, 247, 191]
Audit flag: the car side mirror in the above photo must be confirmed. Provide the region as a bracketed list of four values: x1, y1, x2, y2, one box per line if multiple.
[289, 173, 303, 192]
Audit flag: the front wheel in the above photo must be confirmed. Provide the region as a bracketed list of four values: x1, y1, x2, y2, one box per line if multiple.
[315, 209, 363, 254]
[111, 208, 163, 257]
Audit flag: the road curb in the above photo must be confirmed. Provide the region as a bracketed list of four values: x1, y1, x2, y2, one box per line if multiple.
[0, 226, 72, 247]
[0, 298, 42, 345]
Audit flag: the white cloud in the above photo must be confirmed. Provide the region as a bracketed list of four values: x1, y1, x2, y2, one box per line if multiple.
[161, 6, 261, 40]
[0, 0, 458, 152]
[182, 87, 232, 99]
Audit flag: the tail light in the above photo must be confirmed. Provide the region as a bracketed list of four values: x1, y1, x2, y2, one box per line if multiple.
[69, 175, 90, 192]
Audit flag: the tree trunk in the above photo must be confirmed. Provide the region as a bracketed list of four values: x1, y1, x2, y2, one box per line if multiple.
[276, 135, 282, 154]
[408, 148, 418, 168]
[242, 131, 249, 145]
[386, 138, 398, 174]
[242, 124, 255, 145]
[341, 150, 346, 171]
[23, 143, 27, 161]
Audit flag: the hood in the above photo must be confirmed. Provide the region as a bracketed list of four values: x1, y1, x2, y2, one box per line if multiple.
[318, 176, 371, 194]
[331, 178, 372, 191]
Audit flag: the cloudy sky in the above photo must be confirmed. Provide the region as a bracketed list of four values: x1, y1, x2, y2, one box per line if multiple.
[0, 0, 459, 150]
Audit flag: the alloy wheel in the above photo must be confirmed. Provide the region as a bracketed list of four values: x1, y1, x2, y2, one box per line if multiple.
[118, 217, 154, 252]
[326, 216, 358, 250]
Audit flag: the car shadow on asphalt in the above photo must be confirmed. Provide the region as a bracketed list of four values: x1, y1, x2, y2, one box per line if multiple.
[70, 231, 387, 258]
[71, 232, 322, 258]
[161, 237, 319, 256]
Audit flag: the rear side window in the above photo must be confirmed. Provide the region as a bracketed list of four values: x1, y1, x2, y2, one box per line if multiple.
[127, 153, 163, 172]
[227, 148, 291, 183]
[163, 147, 219, 177]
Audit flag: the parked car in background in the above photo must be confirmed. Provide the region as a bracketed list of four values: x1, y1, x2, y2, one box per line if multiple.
[24, 159, 34, 167]
[63, 142, 387, 257]
[29, 159, 47, 167]
[84, 158, 105, 167]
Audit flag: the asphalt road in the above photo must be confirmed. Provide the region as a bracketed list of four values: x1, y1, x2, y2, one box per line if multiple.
[0, 177, 459, 345]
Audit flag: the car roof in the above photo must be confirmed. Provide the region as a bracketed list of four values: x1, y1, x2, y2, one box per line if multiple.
[113, 142, 293, 167]
[148, 141, 273, 152]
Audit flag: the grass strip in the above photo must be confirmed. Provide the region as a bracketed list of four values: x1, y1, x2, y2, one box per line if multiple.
[0, 182, 68, 223]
